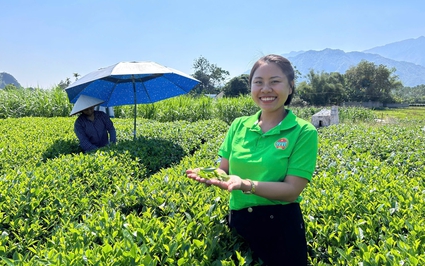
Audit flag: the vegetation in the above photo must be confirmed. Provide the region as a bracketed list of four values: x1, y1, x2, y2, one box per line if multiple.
[188, 57, 421, 106]
[308, 122, 425, 265]
[345, 60, 402, 103]
[2, 56, 424, 106]
[221, 74, 250, 97]
[298, 71, 347, 105]
[0, 64, 424, 264]
[0, 86, 71, 118]
[296, 61, 404, 106]
[0, 88, 378, 124]
[0, 106, 424, 265]
[372, 106, 425, 121]
[191, 56, 230, 95]
[391, 84, 425, 104]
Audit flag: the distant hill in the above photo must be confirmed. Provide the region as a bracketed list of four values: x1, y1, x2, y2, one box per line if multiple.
[0, 72, 21, 89]
[363, 36, 425, 67]
[274, 36, 425, 87]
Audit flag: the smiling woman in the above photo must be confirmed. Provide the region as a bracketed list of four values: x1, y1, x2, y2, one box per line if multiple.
[186, 54, 318, 266]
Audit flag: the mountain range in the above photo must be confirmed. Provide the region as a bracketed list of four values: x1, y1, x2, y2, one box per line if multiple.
[282, 36, 425, 87]
[2, 36, 425, 89]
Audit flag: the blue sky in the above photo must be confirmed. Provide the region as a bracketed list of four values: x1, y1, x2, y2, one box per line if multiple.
[1, 0, 424, 89]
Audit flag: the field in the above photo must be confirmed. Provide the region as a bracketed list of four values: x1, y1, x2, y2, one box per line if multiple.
[372, 107, 425, 121]
[0, 96, 424, 265]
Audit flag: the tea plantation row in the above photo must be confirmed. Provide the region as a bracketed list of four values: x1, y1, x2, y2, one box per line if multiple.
[0, 117, 424, 265]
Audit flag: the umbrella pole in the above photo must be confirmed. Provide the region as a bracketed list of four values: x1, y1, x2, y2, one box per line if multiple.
[132, 75, 137, 140]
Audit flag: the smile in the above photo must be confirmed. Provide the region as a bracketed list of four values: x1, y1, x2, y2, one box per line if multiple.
[260, 97, 277, 101]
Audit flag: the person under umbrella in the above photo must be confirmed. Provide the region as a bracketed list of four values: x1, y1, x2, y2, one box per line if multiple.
[65, 61, 200, 140]
[70, 94, 116, 152]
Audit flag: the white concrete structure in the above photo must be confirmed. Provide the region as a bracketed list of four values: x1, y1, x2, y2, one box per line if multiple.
[311, 106, 339, 128]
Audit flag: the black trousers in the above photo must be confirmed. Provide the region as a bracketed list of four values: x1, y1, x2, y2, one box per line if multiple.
[229, 203, 307, 266]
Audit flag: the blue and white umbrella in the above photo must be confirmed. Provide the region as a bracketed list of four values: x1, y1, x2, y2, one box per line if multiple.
[65, 61, 200, 138]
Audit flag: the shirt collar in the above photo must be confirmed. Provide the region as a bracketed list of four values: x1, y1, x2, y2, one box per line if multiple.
[243, 109, 298, 133]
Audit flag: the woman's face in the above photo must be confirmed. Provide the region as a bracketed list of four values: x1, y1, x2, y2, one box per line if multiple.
[251, 62, 293, 114]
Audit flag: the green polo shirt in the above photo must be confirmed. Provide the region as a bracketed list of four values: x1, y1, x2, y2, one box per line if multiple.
[218, 109, 318, 211]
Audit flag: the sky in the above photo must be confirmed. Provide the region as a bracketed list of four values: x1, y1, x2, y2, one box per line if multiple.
[1, 0, 424, 89]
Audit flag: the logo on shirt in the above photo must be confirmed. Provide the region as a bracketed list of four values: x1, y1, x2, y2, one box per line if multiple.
[275, 138, 289, 150]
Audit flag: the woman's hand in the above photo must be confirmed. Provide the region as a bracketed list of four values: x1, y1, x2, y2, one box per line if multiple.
[206, 175, 243, 192]
[186, 168, 209, 183]
[186, 168, 244, 192]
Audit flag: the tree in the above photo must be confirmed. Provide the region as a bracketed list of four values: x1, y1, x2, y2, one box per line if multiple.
[3, 84, 19, 91]
[345, 60, 402, 103]
[297, 70, 347, 106]
[73, 73, 80, 81]
[391, 84, 425, 103]
[296, 81, 315, 105]
[191, 56, 230, 95]
[327, 72, 348, 104]
[58, 77, 71, 90]
[222, 74, 249, 97]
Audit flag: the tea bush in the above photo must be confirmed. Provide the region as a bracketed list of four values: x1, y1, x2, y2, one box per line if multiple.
[1, 100, 424, 265]
[1, 117, 248, 265]
[304, 123, 425, 265]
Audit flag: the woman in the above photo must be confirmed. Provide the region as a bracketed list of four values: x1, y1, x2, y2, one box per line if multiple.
[186, 54, 318, 265]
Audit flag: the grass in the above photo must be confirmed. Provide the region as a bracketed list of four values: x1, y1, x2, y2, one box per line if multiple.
[372, 106, 425, 121]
